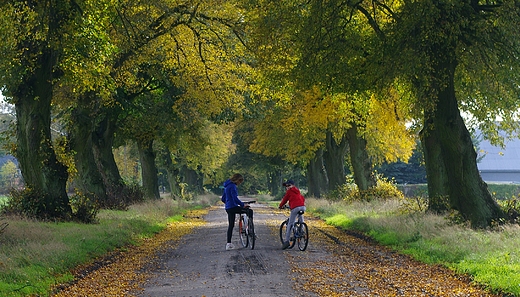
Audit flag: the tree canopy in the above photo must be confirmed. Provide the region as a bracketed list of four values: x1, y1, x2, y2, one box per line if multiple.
[1, 0, 519, 227]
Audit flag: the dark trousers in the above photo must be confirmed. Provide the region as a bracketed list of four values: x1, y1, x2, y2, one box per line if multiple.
[226, 206, 253, 243]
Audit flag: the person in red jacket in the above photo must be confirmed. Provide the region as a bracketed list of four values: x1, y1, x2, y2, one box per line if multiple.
[278, 179, 306, 249]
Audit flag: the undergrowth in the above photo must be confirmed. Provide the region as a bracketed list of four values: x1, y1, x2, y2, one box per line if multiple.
[306, 196, 520, 296]
[0, 194, 219, 297]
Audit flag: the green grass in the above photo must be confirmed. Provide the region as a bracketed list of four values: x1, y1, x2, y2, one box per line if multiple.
[306, 197, 520, 296]
[3, 191, 519, 296]
[0, 194, 220, 297]
[0, 195, 8, 208]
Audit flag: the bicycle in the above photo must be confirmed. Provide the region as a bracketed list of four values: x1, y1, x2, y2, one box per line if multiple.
[238, 201, 256, 249]
[279, 206, 309, 251]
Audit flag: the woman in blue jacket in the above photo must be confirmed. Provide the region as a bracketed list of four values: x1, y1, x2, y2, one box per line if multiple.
[221, 173, 253, 250]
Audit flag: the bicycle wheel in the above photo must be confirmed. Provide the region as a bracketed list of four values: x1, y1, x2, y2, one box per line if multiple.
[239, 215, 249, 248]
[248, 217, 255, 250]
[295, 222, 309, 251]
[279, 220, 288, 244]
[279, 220, 295, 248]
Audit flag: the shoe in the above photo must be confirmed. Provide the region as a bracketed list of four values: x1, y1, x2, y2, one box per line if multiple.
[226, 243, 235, 251]
[282, 241, 290, 250]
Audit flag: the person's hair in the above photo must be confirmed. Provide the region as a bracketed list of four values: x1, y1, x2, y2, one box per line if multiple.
[230, 173, 244, 184]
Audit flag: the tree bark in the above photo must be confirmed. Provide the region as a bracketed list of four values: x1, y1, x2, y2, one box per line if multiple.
[346, 123, 376, 192]
[323, 131, 348, 191]
[424, 57, 505, 228]
[307, 147, 328, 198]
[137, 139, 160, 200]
[13, 41, 71, 220]
[181, 166, 203, 194]
[92, 114, 126, 207]
[420, 118, 450, 213]
[69, 94, 107, 203]
[158, 147, 180, 199]
[267, 171, 281, 197]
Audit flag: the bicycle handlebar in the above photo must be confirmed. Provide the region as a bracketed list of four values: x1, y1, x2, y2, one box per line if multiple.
[243, 201, 256, 204]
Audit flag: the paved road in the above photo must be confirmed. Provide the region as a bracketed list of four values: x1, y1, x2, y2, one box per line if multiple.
[137, 203, 317, 297]
[51, 200, 502, 296]
[136, 202, 501, 297]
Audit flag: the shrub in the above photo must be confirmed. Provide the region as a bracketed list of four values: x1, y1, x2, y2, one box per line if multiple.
[103, 183, 144, 210]
[498, 196, 520, 224]
[398, 196, 429, 214]
[70, 191, 99, 224]
[326, 174, 404, 203]
[2, 188, 70, 220]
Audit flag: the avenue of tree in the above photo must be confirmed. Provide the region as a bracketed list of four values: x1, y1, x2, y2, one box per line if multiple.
[1, 0, 520, 228]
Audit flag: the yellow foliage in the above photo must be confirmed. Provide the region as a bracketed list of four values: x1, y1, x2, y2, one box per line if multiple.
[250, 87, 336, 163]
[182, 121, 236, 180]
[250, 85, 414, 167]
[365, 94, 416, 165]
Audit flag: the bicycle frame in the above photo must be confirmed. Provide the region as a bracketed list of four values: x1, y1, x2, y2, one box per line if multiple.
[237, 201, 256, 249]
[279, 207, 309, 251]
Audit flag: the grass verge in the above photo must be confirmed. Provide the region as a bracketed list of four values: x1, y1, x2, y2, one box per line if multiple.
[0, 194, 219, 297]
[306, 197, 520, 296]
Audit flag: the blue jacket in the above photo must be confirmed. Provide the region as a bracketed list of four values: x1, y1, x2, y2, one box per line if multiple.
[221, 179, 244, 209]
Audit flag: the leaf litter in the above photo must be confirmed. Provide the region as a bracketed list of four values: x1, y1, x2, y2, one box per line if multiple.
[52, 207, 505, 297]
[266, 208, 504, 297]
[51, 209, 207, 297]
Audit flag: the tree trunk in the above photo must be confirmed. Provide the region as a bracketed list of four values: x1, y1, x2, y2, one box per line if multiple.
[420, 117, 450, 213]
[424, 57, 505, 228]
[323, 131, 348, 191]
[9, 0, 76, 220]
[307, 148, 328, 198]
[69, 94, 107, 203]
[11, 28, 72, 219]
[138, 139, 160, 200]
[267, 171, 281, 197]
[92, 114, 126, 207]
[181, 166, 203, 193]
[13, 45, 71, 220]
[345, 123, 376, 192]
[158, 147, 181, 199]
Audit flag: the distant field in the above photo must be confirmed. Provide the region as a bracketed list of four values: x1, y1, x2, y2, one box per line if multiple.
[398, 183, 520, 200]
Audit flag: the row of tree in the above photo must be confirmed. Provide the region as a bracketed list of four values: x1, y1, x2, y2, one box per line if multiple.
[1, 0, 519, 227]
[240, 0, 520, 228]
[0, 0, 254, 219]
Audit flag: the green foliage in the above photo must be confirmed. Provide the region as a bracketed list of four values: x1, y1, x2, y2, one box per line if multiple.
[70, 191, 99, 224]
[377, 144, 427, 184]
[113, 143, 140, 184]
[398, 196, 428, 214]
[0, 160, 18, 193]
[246, 1, 415, 171]
[488, 184, 520, 201]
[497, 197, 520, 225]
[326, 174, 404, 203]
[3, 188, 66, 221]
[0, 113, 16, 157]
[178, 183, 193, 201]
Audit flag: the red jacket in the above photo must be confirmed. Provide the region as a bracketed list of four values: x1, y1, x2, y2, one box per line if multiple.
[279, 186, 305, 209]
